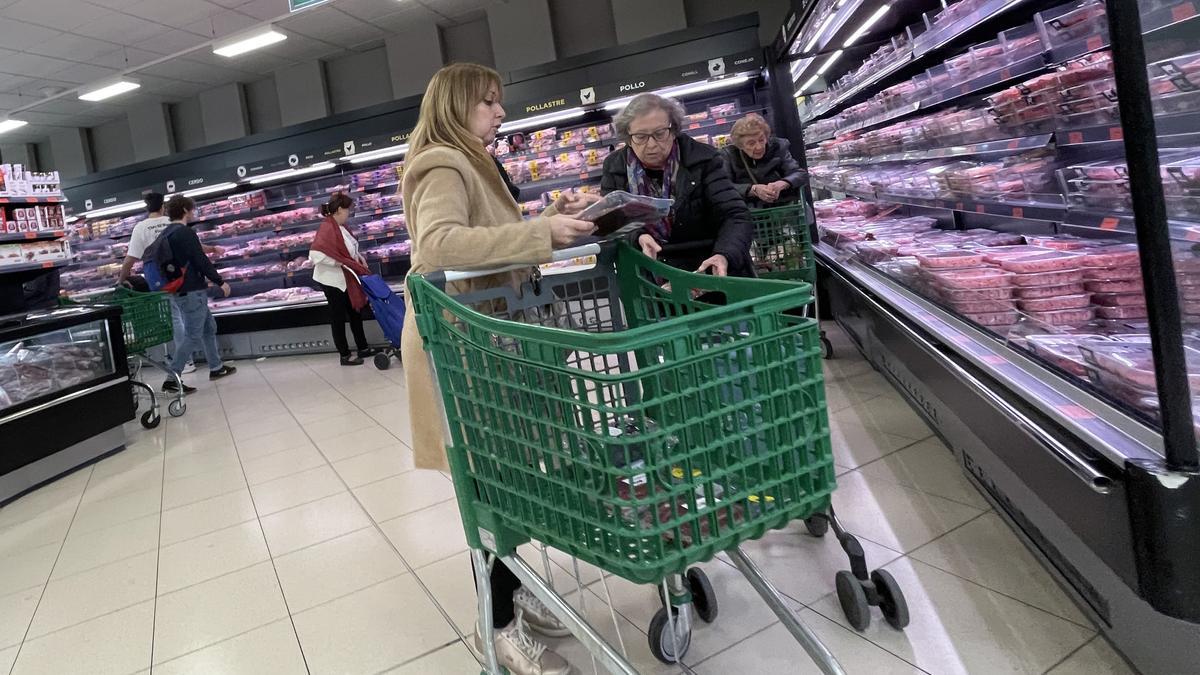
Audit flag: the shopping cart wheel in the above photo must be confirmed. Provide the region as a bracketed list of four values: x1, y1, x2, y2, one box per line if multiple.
[872, 569, 910, 629]
[374, 353, 391, 370]
[168, 398, 186, 417]
[686, 568, 718, 623]
[821, 332, 834, 360]
[804, 515, 829, 537]
[648, 606, 692, 664]
[140, 410, 161, 429]
[836, 570, 871, 631]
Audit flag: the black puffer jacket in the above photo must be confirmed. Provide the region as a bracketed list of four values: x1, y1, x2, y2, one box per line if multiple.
[723, 138, 806, 208]
[600, 134, 754, 277]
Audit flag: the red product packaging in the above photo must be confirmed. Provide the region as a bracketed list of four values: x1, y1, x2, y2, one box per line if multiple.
[1027, 334, 1113, 376]
[952, 299, 1017, 313]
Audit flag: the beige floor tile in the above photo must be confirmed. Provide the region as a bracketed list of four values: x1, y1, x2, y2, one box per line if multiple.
[823, 381, 881, 413]
[160, 489, 257, 546]
[153, 562, 289, 664]
[289, 398, 362, 425]
[414, 551, 477, 635]
[27, 550, 157, 639]
[352, 471, 455, 522]
[86, 447, 162, 484]
[241, 444, 328, 486]
[11, 600, 153, 675]
[1047, 637, 1135, 675]
[165, 428, 236, 456]
[822, 358, 875, 383]
[332, 443, 414, 487]
[230, 412, 298, 442]
[162, 444, 241, 482]
[0, 541, 60, 597]
[379, 499, 468, 569]
[384, 642, 479, 674]
[160, 465, 247, 511]
[234, 427, 315, 462]
[371, 404, 415, 447]
[0, 512, 73, 561]
[836, 393, 933, 441]
[0, 586, 41, 649]
[736, 520, 903, 605]
[828, 414, 916, 470]
[52, 513, 160, 580]
[811, 558, 1095, 675]
[0, 482, 84, 531]
[157, 520, 271, 594]
[694, 609, 923, 674]
[225, 402, 291, 427]
[840, 370, 899, 397]
[830, 471, 984, 553]
[856, 436, 990, 510]
[544, 586, 680, 675]
[259, 492, 373, 556]
[274, 527, 407, 612]
[343, 385, 406, 411]
[0, 645, 16, 673]
[292, 575, 457, 675]
[67, 484, 162, 535]
[911, 512, 1090, 626]
[153, 618, 308, 675]
[313, 424, 403, 462]
[303, 411, 377, 441]
[249, 465, 347, 516]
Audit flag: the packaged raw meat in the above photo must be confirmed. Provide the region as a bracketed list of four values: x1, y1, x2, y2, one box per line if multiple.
[1079, 244, 1139, 267]
[916, 250, 987, 268]
[1027, 334, 1113, 376]
[941, 286, 1014, 301]
[1025, 306, 1096, 326]
[930, 267, 1015, 289]
[577, 191, 673, 236]
[525, 158, 553, 182]
[998, 250, 1083, 273]
[982, 245, 1053, 263]
[1026, 235, 1091, 250]
[1085, 278, 1142, 293]
[1015, 282, 1087, 299]
[1091, 292, 1146, 306]
[1018, 294, 1091, 312]
[951, 298, 1016, 313]
[1084, 265, 1141, 281]
[1079, 340, 1200, 389]
[854, 241, 900, 264]
[1011, 268, 1086, 287]
[965, 310, 1020, 327]
[1096, 304, 1148, 319]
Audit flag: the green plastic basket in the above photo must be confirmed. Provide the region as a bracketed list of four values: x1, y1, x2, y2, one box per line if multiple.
[65, 288, 174, 354]
[409, 242, 835, 584]
[750, 204, 815, 284]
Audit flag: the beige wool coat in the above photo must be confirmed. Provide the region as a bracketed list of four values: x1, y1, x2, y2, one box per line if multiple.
[400, 144, 559, 471]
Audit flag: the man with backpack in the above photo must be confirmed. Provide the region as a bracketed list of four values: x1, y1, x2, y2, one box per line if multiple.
[148, 195, 237, 393]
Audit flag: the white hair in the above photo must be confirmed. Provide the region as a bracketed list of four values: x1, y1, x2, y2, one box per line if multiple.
[613, 93, 687, 140]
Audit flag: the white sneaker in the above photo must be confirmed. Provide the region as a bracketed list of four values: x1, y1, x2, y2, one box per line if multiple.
[473, 618, 573, 675]
[514, 587, 570, 637]
[182, 361, 197, 374]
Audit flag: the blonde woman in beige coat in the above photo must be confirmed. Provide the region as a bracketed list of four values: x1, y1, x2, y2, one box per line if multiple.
[400, 62, 597, 675]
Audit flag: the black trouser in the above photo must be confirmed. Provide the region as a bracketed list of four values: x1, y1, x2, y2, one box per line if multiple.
[319, 283, 368, 357]
[472, 555, 521, 628]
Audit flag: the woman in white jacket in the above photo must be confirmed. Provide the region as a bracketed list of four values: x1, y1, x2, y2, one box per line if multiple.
[309, 192, 375, 366]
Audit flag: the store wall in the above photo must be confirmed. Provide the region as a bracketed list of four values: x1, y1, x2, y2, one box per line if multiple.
[90, 119, 134, 172]
[170, 99, 206, 153]
[326, 47, 393, 115]
[442, 17, 497, 67]
[245, 77, 282, 135]
[685, 0, 789, 45]
[549, 0, 619, 58]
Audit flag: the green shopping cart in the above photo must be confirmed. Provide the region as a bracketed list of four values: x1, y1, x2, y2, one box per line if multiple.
[749, 203, 834, 359]
[409, 241, 908, 674]
[64, 287, 185, 428]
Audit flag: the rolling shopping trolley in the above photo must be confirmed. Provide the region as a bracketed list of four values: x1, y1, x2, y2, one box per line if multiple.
[64, 287, 186, 428]
[748, 203, 834, 359]
[408, 241, 908, 674]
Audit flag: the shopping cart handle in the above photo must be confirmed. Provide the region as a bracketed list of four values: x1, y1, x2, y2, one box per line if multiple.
[424, 243, 603, 287]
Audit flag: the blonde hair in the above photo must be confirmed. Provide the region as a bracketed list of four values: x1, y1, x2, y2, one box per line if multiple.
[408, 63, 503, 173]
[730, 113, 772, 146]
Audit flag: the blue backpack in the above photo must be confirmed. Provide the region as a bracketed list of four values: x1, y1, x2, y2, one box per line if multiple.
[142, 222, 187, 292]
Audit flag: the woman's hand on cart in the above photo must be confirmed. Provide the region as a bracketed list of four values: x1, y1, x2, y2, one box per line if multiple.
[549, 216, 597, 247]
[637, 233, 663, 260]
[697, 254, 729, 277]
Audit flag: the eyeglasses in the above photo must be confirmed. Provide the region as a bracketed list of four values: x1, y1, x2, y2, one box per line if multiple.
[630, 126, 674, 146]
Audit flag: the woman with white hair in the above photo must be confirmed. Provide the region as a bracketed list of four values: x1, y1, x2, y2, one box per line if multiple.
[724, 112, 807, 208]
[600, 93, 754, 277]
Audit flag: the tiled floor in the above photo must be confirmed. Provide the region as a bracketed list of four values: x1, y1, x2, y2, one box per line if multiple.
[0, 324, 1138, 674]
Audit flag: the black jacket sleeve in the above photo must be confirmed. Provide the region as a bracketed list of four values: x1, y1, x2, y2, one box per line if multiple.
[723, 146, 754, 199]
[599, 149, 627, 195]
[178, 227, 223, 286]
[775, 139, 807, 189]
[702, 154, 754, 273]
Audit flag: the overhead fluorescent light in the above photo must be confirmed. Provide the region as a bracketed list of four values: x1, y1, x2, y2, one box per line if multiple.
[79, 79, 140, 102]
[346, 144, 409, 164]
[844, 5, 891, 47]
[182, 182, 239, 198]
[0, 119, 27, 134]
[804, 14, 835, 53]
[245, 162, 336, 185]
[213, 26, 287, 58]
[80, 200, 145, 219]
[798, 75, 820, 95]
[499, 108, 586, 133]
[817, 50, 844, 76]
[604, 74, 754, 111]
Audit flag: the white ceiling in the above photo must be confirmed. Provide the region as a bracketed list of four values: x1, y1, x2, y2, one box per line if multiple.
[0, 0, 501, 143]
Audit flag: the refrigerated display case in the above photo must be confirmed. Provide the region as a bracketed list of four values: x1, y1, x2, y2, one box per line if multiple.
[777, 0, 1200, 670]
[0, 304, 133, 504]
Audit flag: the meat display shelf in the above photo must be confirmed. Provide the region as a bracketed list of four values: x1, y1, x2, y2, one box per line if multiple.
[0, 194, 66, 205]
[516, 168, 606, 200]
[810, 133, 1054, 166]
[811, 179, 1069, 221]
[0, 258, 71, 275]
[0, 229, 65, 243]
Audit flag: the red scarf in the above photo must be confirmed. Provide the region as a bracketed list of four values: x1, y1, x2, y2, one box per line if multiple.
[311, 216, 369, 311]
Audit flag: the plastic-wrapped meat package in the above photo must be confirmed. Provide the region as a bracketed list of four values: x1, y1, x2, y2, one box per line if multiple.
[941, 285, 1014, 301]
[580, 147, 612, 169]
[965, 309, 1020, 327]
[1026, 334, 1112, 376]
[503, 160, 529, 184]
[528, 128, 557, 150]
[1024, 235, 1093, 250]
[1082, 340, 1200, 389]
[1085, 278, 1142, 293]
[1095, 304, 1148, 319]
[1019, 294, 1091, 311]
[983, 245, 1052, 263]
[709, 103, 738, 118]
[1084, 265, 1141, 281]
[1078, 244, 1139, 267]
[576, 191, 673, 236]
[998, 250, 1083, 273]
[1026, 306, 1097, 326]
[854, 241, 900, 264]
[930, 267, 1014, 288]
[1016, 282, 1086, 299]
[1041, 0, 1107, 48]
[552, 152, 585, 178]
[525, 158, 553, 183]
[951, 298, 1016, 313]
[1011, 268, 1086, 287]
[1092, 292, 1147, 306]
[916, 250, 987, 268]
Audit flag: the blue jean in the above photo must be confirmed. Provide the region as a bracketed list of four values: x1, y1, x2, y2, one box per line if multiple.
[169, 292, 223, 375]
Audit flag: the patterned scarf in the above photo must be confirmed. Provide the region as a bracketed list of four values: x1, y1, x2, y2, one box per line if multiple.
[624, 142, 679, 242]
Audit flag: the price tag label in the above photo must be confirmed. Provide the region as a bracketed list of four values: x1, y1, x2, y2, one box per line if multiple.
[1067, 131, 1084, 145]
[1100, 217, 1120, 230]
[1008, 139, 1020, 150]
[1173, 2, 1197, 21]
[976, 204, 986, 213]
[981, 354, 1006, 365]
[1056, 404, 1096, 420]
[1186, 228, 1200, 242]
[40, 261, 52, 268]
[1000, 68, 1011, 80]
[23, 232, 34, 239]
[1086, 35, 1104, 52]
[1109, 127, 1124, 141]
[1012, 207, 1024, 218]
[955, 201, 965, 210]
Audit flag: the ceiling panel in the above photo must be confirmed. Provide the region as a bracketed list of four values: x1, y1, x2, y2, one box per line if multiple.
[229, 0, 291, 21]
[3, 0, 112, 31]
[186, 49, 295, 76]
[70, 12, 172, 44]
[337, 0, 420, 22]
[370, 5, 445, 32]
[45, 62, 122, 86]
[0, 19, 63, 52]
[139, 58, 256, 85]
[0, 53, 77, 79]
[91, 47, 165, 71]
[125, 0, 225, 30]
[278, 5, 386, 46]
[35, 97, 124, 117]
[180, 8, 261, 39]
[134, 29, 210, 56]
[26, 35, 121, 63]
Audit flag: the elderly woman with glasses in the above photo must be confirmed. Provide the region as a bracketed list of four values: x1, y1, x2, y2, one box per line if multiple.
[600, 93, 754, 277]
[725, 113, 807, 208]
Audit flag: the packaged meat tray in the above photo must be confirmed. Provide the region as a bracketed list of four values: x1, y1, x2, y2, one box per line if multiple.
[950, 298, 1017, 313]
[577, 191, 673, 236]
[1011, 268, 1086, 287]
[1080, 340, 1200, 389]
[1018, 294, 1091, 312]
[965, 310, 1020, 327]
[1026, 334, 1113, 376]
[941, 286, 1015, 301]
[916, 250, 987, 268]
[1025, 306, 1096, 326]
[982, 245, 1052, 263]
[998, 250, 1083, 273]
[1084, 265, 1141, 281]
[1079, 244, 1139, 268]
[854, 241, 900, 264]
[1085, 278, 1142, 293]
[929, 267, 1014, 289]
[1092, 292, 1146, 306]
[1096, 304, 1148, 319]
[1015, 282, 1085, 299]
[1025, 235, 1091, 250]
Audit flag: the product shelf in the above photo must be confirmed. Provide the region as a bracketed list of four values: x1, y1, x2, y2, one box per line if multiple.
[0, 258, 70, 274]
[811, 133, 1054, 166]
[0, 229, 65, 243]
